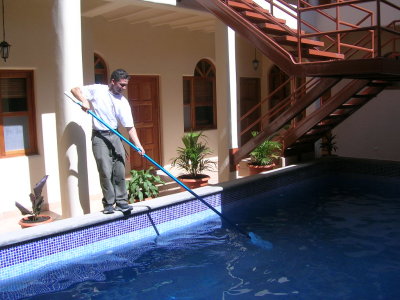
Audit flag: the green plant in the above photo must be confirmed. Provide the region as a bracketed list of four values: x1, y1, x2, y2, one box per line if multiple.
[15, 175, 49, 222]
[249, 131, 282, 166]
[126, 167, 165, 202]
[171, 131, 216, 178]
[320, 132, 338, 155]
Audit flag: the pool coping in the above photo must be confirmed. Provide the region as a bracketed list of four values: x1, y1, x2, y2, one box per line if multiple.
[0, 163, 304, 248]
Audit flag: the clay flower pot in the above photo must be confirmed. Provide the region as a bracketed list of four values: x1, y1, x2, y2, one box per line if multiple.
[178, 174, 210, 190]
[248, 163, 276, 175]
[19, 215, 54, 229]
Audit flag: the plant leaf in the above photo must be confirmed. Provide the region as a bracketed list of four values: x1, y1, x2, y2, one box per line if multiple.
[15, 201, 33, 216]
[33, 175, 49, 198]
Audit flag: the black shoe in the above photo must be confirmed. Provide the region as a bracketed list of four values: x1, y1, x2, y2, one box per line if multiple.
[103, 205, 114, 214]
[115, 203, 133, 212]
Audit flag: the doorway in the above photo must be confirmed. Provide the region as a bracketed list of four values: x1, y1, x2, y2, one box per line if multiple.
[240, 77, 261, 145]
[127, 75, 161, 171]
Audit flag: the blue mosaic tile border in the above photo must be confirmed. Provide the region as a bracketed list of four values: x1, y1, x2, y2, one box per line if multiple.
[0, 166, 322, 281]
[0, 194, 227, 280]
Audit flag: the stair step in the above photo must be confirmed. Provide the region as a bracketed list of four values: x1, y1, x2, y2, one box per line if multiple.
[339, 103, 362, 109]
[242, 11, 286, 24]
[227, 0, 252, 11]
[300, 49, 345, 60]
[368, 81, 388, 87]
[258, 23, 296, 35]
[328, 112, 346, 118]
[274, 35, 325, 48]
[318, 118, 341, 126]
[228, 0, 270, 13]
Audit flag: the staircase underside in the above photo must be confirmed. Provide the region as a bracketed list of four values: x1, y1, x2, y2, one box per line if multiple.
[302, 58, 400, 80]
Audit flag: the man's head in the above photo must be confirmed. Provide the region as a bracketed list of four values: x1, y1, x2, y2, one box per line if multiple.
[109, 69, 130, 95]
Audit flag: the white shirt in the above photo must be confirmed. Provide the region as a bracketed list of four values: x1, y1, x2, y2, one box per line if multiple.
[81, 84, 134, 130]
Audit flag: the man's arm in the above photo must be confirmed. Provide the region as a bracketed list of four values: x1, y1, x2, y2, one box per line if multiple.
[70, 87, 90, 112]
[127, 126, 145, 155]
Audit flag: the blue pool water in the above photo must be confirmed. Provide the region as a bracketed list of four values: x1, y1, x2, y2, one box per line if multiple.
[1, 173, 400, 299]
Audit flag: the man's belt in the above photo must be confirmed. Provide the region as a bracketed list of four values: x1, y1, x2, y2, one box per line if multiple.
[92, 129, 117, 135]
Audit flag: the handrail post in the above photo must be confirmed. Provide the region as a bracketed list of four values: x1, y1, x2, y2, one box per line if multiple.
[336, 0, 341, 55]
[376, 0, 382, 57]
[290, 76, 297, 128]
[270, 0, 274, 15]
[297, 0, 301, 62]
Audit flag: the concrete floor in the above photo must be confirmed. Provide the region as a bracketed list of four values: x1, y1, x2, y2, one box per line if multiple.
[0, 160, 252, 236]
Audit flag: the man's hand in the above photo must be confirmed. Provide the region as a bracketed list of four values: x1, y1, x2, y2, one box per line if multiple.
[127, 127, 145, 156]
[70, 87, 90, 112]
[137, 145, 145, 156]
[80, 101, 90, 112]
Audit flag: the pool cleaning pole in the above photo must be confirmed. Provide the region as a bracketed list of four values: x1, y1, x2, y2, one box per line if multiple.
[64, 92, 251, 239]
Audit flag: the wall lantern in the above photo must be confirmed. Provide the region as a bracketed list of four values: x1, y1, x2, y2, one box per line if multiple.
[252, 48, 259, 71]
[0, 0, 10, 62]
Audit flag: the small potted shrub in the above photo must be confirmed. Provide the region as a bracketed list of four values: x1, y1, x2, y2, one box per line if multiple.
[248, 131, 282, 175]
[126, 167, 165, 203]
[171, 131, 216, 190]
[15, 175, 54, 228]
[320, 132, 338, 156]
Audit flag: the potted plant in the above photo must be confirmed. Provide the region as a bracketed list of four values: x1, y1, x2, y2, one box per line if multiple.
[320, 132, 338, 156]
[15, 175, 54, 228]
[248, 131, 282, 175]
[171, 131, 216, 190]
[126, 167, 165, 203]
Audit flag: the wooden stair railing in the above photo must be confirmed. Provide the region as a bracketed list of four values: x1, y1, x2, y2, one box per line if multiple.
[194, 0, 345, 75]
[195, 0, 400, 78]
[233, 77, 341, 165]
[235, 76, 392, 164]
[282, 79, 391, 156]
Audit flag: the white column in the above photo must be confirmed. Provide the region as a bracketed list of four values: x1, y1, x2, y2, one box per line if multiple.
[53, 0, 89, 218]
[216, 21, 239, 182]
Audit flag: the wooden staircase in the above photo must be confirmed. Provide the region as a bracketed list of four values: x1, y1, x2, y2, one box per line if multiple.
[194, 0, 400, 164]
[195, 0, 350, 75]
[283, 79, 392, 156]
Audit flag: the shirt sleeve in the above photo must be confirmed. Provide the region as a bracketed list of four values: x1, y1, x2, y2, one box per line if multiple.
[117, 97, 135, 128]
[81, 84, 100, 101]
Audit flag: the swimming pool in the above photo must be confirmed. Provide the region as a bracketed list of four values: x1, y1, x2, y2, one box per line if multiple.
[1, 157, 399, 299]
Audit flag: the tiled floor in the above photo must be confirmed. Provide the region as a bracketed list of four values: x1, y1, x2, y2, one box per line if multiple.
[0, 160, 251, 237]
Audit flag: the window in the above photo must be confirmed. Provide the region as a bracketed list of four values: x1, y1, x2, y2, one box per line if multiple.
[94, 53, 108, 84]
[0, 70, 37, 157]
[183, 59, 216, 131]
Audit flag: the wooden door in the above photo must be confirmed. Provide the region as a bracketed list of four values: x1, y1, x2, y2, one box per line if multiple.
[269, 65, 290, 112]
[240, 77, 261, 145]
[127, 75, 161, 170]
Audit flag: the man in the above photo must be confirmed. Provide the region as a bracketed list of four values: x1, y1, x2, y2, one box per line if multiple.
[71, 69, 145, 214]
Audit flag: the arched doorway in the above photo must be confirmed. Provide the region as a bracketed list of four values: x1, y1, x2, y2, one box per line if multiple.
[94, 53, 108, 84]
[183, 59, 217, 132]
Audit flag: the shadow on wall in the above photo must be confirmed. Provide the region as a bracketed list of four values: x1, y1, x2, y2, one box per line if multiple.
[62, 121, 90, 214]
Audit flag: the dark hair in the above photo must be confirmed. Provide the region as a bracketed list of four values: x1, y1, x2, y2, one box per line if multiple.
[110, 69, 130, 82]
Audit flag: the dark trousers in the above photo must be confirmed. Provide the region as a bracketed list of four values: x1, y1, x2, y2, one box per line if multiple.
[92, 131, 128, 208]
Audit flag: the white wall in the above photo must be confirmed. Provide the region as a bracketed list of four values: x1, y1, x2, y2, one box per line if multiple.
[334, 89, 400, 161]
[85, 17, 218, 171]
[0, 0, 61, 214]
